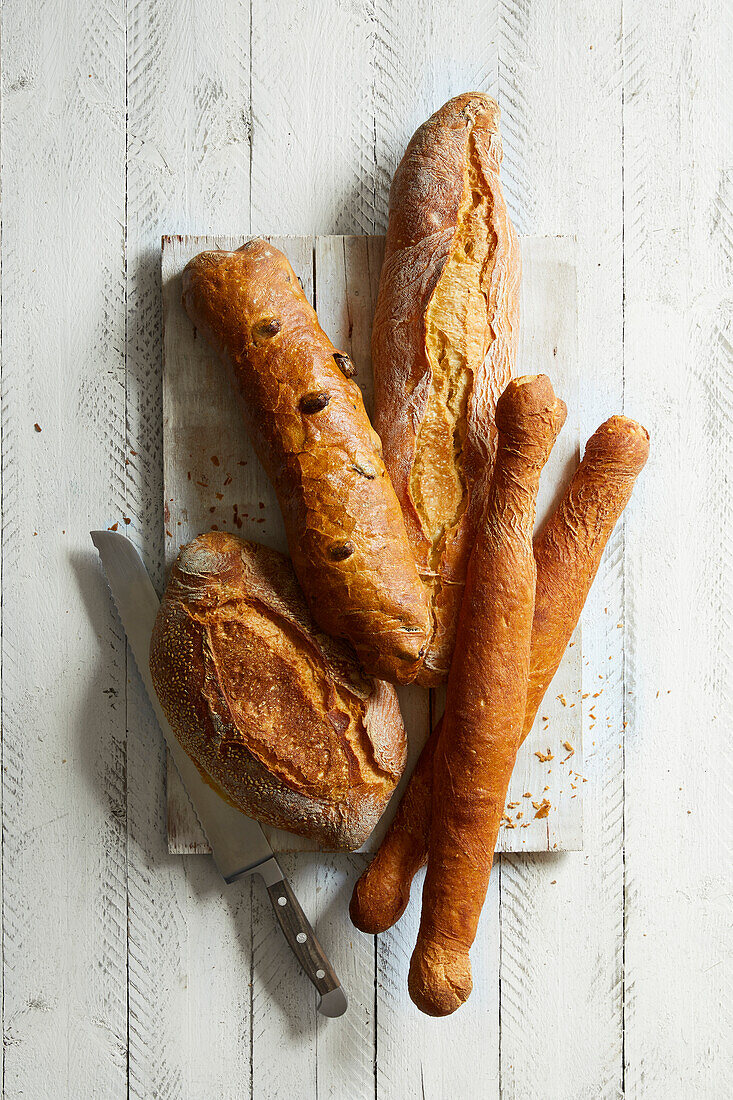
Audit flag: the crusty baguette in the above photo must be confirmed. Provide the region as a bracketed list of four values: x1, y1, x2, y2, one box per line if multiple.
[181, 240, 430, 685]
[408, 376, 565, 1016]
[350, 414, 650, 934]
[150, 532, 407, 851]
[372, 93, 520, 685]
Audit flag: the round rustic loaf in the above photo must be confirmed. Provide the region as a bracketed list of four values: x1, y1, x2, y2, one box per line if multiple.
[150, 532, 407, 851]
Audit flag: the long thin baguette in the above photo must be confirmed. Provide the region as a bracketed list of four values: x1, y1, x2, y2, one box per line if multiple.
[350, 414, 649, 935]
[409, 375, 565, 1017]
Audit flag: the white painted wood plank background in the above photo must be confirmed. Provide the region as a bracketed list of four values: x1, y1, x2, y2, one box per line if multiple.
[1, 1, 730, 1098]
[161, 231, 582, 857]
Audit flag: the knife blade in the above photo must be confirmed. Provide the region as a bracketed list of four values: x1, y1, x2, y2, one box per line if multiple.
[91, 530, 347, 1018]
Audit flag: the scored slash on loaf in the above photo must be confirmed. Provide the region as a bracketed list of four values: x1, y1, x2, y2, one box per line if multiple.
[373, 93, 521, 686]
[150, 533, 407, 851]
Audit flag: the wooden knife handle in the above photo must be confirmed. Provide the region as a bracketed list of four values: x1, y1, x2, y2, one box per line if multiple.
[263, 862, 347, 1017]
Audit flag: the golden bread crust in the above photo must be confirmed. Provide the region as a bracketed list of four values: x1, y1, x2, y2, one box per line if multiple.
[150, 532, 407, 851]
[372, 93, 520, 684]
[350, 414, 649, 935]
[181, 240, 430, 685]
[409, 376, 564, 1015]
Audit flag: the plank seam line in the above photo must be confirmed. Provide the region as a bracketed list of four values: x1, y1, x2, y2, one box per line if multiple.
[498, 857, 503, 1098]
[249, 876, 254, 1100]
[124, 6, 131, 1095]
[0, 0, 5, 1088]
[373, 933, 378, 1100]
[248, 0, 253, 235]
[621, 2, 627, 1093]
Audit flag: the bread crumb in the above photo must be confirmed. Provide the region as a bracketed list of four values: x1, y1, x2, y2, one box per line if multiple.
[557, 694, 567, 706]
[562, 741, 574, 754]
[108, 522, 118, 531]
[533, 799, 551, 819]
[535, 749, 553, 762]
[550, 880, 557, 884]
[211, 455, 220, 466]
[523, 792, 532, 798]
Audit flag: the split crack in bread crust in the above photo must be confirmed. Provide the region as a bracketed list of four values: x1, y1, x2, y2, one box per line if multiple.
[350, 414, 650, 936]
[408, 375, 566, 1016]
[372, 92, 520, 686]
[181, 239, 430, 685]
[149, 532, 407, 851]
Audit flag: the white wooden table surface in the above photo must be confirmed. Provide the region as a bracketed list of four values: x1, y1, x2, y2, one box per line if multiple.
[1, 1, 730, 1097]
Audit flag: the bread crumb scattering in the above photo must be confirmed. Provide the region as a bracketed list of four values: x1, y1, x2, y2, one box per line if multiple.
[557, 693, 567, 706]
[535, 748, 553, 762]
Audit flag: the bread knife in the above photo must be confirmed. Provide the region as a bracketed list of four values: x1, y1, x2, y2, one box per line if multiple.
[91, 530, 347, 1018]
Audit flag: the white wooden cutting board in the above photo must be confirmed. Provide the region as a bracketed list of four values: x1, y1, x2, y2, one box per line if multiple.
[161, 233, 582, 855]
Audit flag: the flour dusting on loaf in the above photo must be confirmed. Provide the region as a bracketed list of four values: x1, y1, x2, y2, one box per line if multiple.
[150, 532, 407, 851]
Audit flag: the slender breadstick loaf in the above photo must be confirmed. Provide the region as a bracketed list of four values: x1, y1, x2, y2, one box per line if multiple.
[350, 414, 650, 935]
[182, 240, 430, 685]
[372, 93, 520, 686]
[407, 375, 565, 1017]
